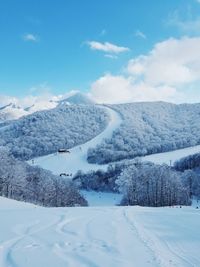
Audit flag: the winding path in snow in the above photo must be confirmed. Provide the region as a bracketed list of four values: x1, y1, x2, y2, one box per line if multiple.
[32, 106, 122, 175]
[33, 105, 200, 177]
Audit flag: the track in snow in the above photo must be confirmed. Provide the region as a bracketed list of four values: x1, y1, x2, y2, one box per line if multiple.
[1, 197, 200, 267]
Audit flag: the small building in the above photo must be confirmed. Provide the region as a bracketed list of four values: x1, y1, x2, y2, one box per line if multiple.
[58, 149, 70, 153]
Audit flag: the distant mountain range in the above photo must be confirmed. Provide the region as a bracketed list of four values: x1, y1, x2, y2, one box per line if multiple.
[0, 93, 95, 122]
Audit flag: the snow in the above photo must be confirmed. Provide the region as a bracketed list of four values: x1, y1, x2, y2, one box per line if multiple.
[0, 196, 200, 267]
[31, 105, 200, 177]
[81, 190, 123, 206]
[32, 106, 122, 175]
[0, 103, 28, 122]
[141, 145, 200, 166]
[3, 104, 200, 266]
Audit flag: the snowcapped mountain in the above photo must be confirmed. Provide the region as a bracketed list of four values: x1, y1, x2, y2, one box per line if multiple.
[60, 92, 95, 105]
[0, 100, 58, 122]
[0, 93, 95, 122]
[0, 103, 28, 122]
[24, 100, 57, 113]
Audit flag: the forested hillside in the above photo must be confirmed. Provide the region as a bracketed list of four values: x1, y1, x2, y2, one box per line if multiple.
[0, 104, 109, 160]
[0, 147, 87, 206]
[87, 102, 200, 164]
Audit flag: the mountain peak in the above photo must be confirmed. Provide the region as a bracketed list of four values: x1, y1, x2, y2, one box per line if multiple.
[60, 93, 95, 105]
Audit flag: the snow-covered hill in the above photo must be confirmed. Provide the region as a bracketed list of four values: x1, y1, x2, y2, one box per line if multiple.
[0, 92, 96, 123]
[0, 196, 199, 267]
[32, 106, 122, 175]
[0, 104, 109, 160]
[88, 102, 200, 164]
[0, 100, 58, 122]
[32, 104, 200, 177]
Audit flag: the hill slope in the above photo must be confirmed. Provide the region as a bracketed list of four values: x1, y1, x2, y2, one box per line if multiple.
[0, 104, 109, 160]
[87, 102, 200, 164]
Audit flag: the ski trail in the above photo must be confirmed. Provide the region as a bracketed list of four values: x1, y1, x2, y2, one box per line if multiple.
[0, 199, 200, 267]
[0, 221, 40, 267]
[121, 208, 160, 266]
[32, 104, 200, 179]
[32, 106, 122, 175]
[55, 214, 78, 236]
[125, 208, 196, 267]
[110, 208, 159, 267]
[52, 210, 106, 267]
[0, 216, 61, 267]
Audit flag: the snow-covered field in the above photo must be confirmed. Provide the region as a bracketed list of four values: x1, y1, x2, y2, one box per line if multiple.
[31, 106, 122, 175]
[142, 145, 200, 166]
[0, 196, 199, 267]
[81, 190, 122, 206]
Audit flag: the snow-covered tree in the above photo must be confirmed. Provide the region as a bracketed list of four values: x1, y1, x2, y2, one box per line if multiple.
[0, 147, 87, 207]
[0, 104, 109, 160]
[88, 102, 200, 164]
[116, 162, 190, 207]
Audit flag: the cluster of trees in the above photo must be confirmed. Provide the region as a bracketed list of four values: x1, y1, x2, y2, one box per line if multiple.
[174, 153, 200, 171]
[73, 158, 191, 207]
[116, 162, 191, 207]
[73, 163, 123, 192]
[0, 147, 87, 207]
[0, 104, 109, 160]
[174, 154, 200, 199]
[181, 170, 200, 199]
[87, 102, 200, 164]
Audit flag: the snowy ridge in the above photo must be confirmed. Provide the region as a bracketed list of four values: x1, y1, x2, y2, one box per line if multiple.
[0, 101, 58, 122]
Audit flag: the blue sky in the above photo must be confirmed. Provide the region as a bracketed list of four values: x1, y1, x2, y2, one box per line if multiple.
[1, 0, 200, 104]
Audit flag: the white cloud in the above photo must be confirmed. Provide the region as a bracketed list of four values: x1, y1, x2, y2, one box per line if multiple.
[90, 37, 200, 104]
[104, 54, 118, 59]
[90, 74, 133, 104]
[23, 33, 39, 42]
[135, 30, 146, 39]
[87, 41, 130, 54]
[127, 37, 200, 86]
[0, 95, 19, 107]
[90, 74, 178, 104]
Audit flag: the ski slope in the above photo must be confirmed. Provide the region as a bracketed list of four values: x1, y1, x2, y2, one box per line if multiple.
[81, 190, 123, 206]
[31, 106, 122, 175]
[0, 197, 199, 267]
[141, 145, 200, 166]
[31, 105, 200, 176]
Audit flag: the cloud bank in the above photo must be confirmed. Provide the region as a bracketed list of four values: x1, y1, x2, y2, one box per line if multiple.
[2, 37, 200, 106]
[90, 37, 200, 104]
